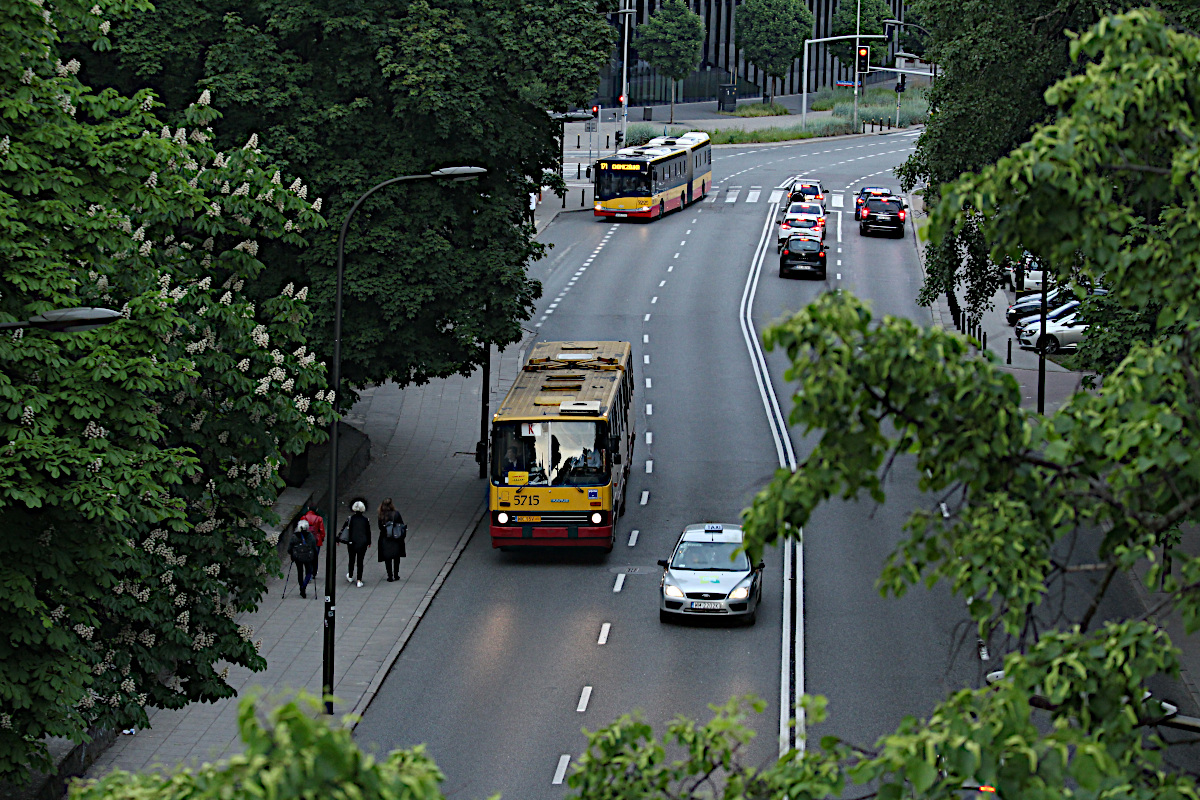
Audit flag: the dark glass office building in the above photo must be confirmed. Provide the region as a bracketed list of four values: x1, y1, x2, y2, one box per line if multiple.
[596, 0, 905, 107]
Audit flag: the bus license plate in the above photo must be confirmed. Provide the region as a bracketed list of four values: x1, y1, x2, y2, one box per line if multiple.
[516, 515, 541, 523]
[616, 213, 628, 217]
[690, 601, 722, 610]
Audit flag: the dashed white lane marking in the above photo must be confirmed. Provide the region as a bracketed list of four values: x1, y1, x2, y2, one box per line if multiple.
[598, 622, 612, 643]
[628, 529, 639, 547]
[646, 432, 653, 444]
[553, 755, 571, 785]
[644, 313, 651, 321]
[613, 574, 626, 592]
[651, 296, 658, 304]
[646, 460, 653, 473]
[646, 403, 653, 415]
[667, 265, 673, 272]
[658, 280, 666, 287]
[639, 490, 650, 505]
[837, 273, 842, 280]
[645, 378, 652, 388]
[837, 259, 842, 266]
[577, 686, 593, 712]
[679, 240, 686, 246]
[686, 229, 692, 234]
[691, 218, 698, 223]
[643, 334, 649, 343]
[549, 303, 558, 308]
[673, 253, 680, 259]
[535, 322, 543, 327]
[643, 354, 650, 365]
[545, 308, 554, 314]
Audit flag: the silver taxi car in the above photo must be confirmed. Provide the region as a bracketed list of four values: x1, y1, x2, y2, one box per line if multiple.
[658, 523, 764, 625]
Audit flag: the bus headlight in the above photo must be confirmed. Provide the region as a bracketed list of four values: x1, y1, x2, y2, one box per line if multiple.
[497, 512, 509, 525]
[591, 512, 603, 524]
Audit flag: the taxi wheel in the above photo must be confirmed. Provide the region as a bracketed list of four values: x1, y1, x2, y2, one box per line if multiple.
[659, 610, 672, 624]
[744, 608, 758, 626]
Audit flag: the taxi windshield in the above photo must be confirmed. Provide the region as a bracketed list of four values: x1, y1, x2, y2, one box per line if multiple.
[670, 541, 750, 571]
[492, 421, 610, 487]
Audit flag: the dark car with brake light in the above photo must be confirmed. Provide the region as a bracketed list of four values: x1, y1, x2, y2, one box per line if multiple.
[779, 236, 827, 279]
[854, 186, 892, 220]
[859, 196, 907, 237]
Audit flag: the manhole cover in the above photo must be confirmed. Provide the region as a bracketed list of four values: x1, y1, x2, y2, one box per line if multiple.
[609, 565, 658, 575]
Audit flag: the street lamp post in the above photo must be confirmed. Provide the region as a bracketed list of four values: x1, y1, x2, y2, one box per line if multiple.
[617, 0, 635, 148]
[322, 165, 486, 715]
[853, 0, 862, 133]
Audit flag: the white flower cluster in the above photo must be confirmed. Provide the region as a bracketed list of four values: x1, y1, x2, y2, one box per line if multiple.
[207, 202, 221, 217]
[213, 153, 227, 169]
[281, 283, 294, 298]
[236, 358, 250, 372]
[190, 410, 206, 431]
[237, 623, 254, 640]
[139, 241, 153, 256]
[194, 518, 218, 534]
[311, 198, 322, 213]
[243, 133, 258, 150]
[271, 170, 281, 185]
[234, 240, 259, 256]
[271, 349, 284, 364]
[251, 325, 269, 347]
[175, 610, 189, 632]
[189, 129, 208, 144]
[294, 395, 310, 413]
[173, 128, 186, 146]
[219, 291, 232, 305]
[99, 20, 110, 34]
[0, 714, 11, 730]
[198, 89, 211, 106]
[82, 420, 107, 439]
[77, 690, 97, 710]
[283, 220, 294, 232]
[73, 623, 95, 641]
[233, 182, 249, 197]
[87, 457, 102, 473]
[144, 171, 157, 188]
[121, 678, 136, 693]
[268, 366, 286, 382]
[192, 630, 216, 651]
[255, 377, 271, 396]
[140, 94, 153, 111]
[138, 630, 155, 646]
[21, 68, 33, 85]
[21, 406, 34, 425]
[50, 605, 66, 621]
[280, 378, 294, 392]
[174, 593, 188, 606]
[0, 136, 8, 157]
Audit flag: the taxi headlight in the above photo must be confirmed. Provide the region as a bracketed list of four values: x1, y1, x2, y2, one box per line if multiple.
[664, 584, 685, 599]
[591, 512, 603, 524]
[728, 577, 753, 600]
[497, 512, 509, 525]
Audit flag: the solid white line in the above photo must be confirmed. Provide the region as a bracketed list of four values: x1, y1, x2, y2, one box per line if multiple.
[598, 622, 611, 644]
[628, 530, 639, 547]
[639, 491, 649, 505]
[577, 686, 592, 712]
[646, 432, 652, 444]
[552, 755, 570, 785]
[613, 574, 625, 592]
[646, 460, 653, 473]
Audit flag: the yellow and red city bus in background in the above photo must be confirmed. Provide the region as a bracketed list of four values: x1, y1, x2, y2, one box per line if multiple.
[593, 131, 711, 220]
[489, 341, 634, 551]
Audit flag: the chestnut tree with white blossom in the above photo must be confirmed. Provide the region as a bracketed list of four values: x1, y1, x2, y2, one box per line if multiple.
[0, 0, 331, 781]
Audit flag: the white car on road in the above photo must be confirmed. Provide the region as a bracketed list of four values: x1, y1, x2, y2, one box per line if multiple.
[1017, 312, 1088, 353]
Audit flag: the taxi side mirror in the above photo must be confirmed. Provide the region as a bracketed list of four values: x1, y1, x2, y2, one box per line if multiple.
[758, 560, 766, 570]
[657, 559, 670, 568]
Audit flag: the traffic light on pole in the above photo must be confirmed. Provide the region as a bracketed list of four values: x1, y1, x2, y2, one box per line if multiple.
[614, 130, 624, 147]
[856, 46, 870, 74]
[895, 73, 907, 93]
[591, 104, 599, 117]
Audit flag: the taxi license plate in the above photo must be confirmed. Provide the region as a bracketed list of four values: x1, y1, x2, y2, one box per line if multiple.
[515, 515, 541, 523]
[690, 601, 722, 610]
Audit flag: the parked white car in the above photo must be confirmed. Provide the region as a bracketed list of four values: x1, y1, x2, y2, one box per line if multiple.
[1017, 312, 1088, 354]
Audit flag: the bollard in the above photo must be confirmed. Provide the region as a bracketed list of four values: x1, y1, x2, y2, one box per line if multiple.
[577, 134, 580, 149]
[983, 331, 988, 350]
[581, 189, 585, 207]
[562, 191, 566, 209]
[1007, 338, 1012, 364]
[577, 163, 581, 179]
[606, 134, 610, 149]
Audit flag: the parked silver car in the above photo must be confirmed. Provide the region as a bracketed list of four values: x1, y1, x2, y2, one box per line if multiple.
[658, 523, 764, 625]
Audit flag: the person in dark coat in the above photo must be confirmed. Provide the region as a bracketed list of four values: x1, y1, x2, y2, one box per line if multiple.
[288, 519, 318, 598]
[377, 497, 406, 582]
[343, 499, 372, 587]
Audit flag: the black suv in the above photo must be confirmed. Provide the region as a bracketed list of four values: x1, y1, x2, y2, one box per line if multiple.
[859, 196, 907, 238]
[778, 235, 826, 279]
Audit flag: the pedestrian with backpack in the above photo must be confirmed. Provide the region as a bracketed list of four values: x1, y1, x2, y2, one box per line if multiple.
[300, 505, 326, 575]
[288, 519, 318, 598]
[341, 499, 372, 587]
[377, 498, 407, 582]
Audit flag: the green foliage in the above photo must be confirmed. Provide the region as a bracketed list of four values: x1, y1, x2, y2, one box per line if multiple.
[726, 101, 790, 118]
[70, 693, 451, 800]
[0, 0, 329, 780]
[634, 0, 704, 124]
[828, 0, 891, 68]
[84, 0, 615, 401]
[733, 0, 813, 103]
[831, 92, 928, 127]
[808, 84, 899, 111]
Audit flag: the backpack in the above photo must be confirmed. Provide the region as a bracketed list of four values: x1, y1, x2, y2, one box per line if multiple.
[291, 529, 316, 562]
[384, 517, 407, 541]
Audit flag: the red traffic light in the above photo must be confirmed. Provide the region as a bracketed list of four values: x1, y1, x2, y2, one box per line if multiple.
[858, 47, 868, 56]
[591, 105, 599, 116]
[619, 94, 626, 104]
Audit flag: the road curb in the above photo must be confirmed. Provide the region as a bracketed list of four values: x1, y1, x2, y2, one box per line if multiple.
[348, 499, 487, 726]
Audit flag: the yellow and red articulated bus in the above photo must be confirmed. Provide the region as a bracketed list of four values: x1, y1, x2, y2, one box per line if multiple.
[489, 341, 634, 551]
[593, 131, 712, 220]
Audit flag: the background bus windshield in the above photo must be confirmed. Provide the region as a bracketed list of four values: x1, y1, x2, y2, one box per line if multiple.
[596, 167, 649, 200]
[493, 421, 609, 487]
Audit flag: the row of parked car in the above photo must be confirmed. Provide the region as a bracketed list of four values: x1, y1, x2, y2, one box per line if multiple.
[1006, 275, 1107, 354]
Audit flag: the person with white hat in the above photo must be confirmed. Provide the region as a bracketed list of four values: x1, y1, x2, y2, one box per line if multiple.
[342, 499, 372, 587]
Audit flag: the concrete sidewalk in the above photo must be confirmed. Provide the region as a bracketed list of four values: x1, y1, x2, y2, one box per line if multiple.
[87, 345, 534, 777]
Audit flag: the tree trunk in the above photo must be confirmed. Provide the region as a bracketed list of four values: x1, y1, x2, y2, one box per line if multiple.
[669, 80, 675, 123]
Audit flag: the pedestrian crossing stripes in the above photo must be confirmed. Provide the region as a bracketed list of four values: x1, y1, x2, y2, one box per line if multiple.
[707, 187, 845, 206]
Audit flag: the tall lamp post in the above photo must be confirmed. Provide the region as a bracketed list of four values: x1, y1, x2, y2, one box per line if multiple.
[617, 0, 635, 147]
[322, 165, 487, 715]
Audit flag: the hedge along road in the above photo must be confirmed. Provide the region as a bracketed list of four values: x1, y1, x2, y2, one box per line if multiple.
[352, 132, 972, 800]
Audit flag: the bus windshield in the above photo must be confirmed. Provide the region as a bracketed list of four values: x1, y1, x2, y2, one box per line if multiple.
[493, 421, 610, 487]
[596, 166, 649, 201]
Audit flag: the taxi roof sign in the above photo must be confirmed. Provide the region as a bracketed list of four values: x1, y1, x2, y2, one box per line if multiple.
[704, 523, 724, 532]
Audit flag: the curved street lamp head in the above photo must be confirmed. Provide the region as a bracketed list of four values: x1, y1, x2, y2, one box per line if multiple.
[0, 306, 124, 333]
[430, 166, 487, 179]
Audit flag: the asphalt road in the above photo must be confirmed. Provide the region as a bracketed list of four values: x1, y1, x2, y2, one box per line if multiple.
[355, 132, 982, 798]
